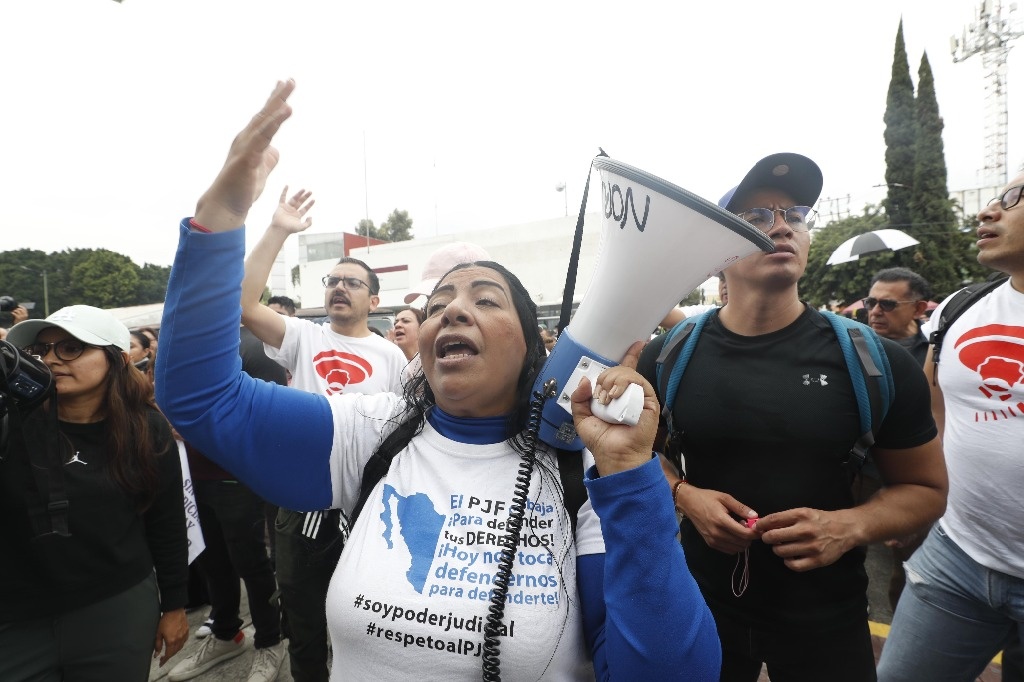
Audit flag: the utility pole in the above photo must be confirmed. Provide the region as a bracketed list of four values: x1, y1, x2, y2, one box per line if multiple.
[952, 0, 1024, 187]
[19, 265, 49, 317]
[363, 130, 371, 254]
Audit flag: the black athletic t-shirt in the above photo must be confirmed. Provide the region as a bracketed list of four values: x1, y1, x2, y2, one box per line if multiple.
[0, 409, 188, 622]
[638, 306, 936, 628]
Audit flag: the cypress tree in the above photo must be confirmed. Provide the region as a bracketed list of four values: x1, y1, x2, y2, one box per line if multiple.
[882, 20, 916, 233]
[905, 52, 985, 296]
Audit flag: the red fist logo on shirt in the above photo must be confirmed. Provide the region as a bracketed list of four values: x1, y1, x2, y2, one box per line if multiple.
[955, 324, 1024, 406]
[312, 350, 373, 395]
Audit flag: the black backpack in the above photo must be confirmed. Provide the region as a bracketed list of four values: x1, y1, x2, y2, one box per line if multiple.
[928, 277, 1008, 376]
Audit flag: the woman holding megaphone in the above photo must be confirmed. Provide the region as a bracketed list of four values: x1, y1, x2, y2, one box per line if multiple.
[155, 80, 720, 681]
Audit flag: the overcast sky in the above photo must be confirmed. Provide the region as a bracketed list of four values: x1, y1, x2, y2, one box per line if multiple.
[1, 0, 1021, 269]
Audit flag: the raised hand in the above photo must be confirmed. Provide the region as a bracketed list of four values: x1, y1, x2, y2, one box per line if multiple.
[195, 79, 295, 232]
[270, 186, 315, 234]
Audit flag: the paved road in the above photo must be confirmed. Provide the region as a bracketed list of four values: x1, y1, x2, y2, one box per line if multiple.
[149, 598, 295, 682]
[150, 545, 1003, 681]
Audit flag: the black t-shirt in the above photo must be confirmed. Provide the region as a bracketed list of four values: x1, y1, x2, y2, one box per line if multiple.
[0, 409, 188, 622]
[638, 307, 936, 628]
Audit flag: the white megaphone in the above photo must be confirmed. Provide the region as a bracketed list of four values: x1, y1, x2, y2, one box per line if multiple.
[534, 157, 774, 450]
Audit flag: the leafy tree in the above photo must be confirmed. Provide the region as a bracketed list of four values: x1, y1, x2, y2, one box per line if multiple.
[877, 25, 990, 301]
[355, 218, 380, 240]
[0, 249, 50, 315]
[803, 206, 890, 308]
[1, 247, 176, 315]
[354, 210, 414, 242]
[379, 209, 414, 242]
[66, 250, 140, 309]
[136, 263, 171, 305]
[47, 248, 101, 312]
[897, 52, 977, 297]
[882, 20, 915, 232]
[291, 264, 301, 287]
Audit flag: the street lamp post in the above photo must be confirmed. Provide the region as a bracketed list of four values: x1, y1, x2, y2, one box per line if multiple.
[19, 265, 49, 316]
[555, 182, 568, 217]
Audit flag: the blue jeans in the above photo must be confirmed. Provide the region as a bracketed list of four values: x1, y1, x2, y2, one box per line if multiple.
[877, 524, 1024, 681]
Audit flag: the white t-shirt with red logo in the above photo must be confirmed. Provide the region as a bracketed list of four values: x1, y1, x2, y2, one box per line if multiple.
[933, 279, 1024, 577]
[265, 316, 407, 397]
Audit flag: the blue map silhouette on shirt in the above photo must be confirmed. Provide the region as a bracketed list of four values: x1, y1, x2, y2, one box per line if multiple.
[380, 485, 445, 593]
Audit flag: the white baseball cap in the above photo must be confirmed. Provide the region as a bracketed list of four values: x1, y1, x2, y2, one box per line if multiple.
[7, 305, 131, 352]
[404, 242, 492, 304]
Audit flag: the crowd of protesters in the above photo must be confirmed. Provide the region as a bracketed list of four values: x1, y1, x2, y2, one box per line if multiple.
[1, 81, 1023, 682]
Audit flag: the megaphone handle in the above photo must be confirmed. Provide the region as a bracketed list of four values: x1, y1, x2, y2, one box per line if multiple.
[589, 382, 644, 426]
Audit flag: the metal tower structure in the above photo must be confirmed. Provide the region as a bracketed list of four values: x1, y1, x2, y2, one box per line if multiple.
[952, 0, 1024, 187]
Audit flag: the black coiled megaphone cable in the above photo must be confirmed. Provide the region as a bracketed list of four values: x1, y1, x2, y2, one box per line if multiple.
[481, 378, 557, 681]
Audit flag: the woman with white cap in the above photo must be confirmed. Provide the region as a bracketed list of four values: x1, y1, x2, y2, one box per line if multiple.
[0, 305, 189, 680]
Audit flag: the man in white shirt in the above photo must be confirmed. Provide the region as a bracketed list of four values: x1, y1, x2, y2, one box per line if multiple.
[240, 188, 406, 682]
[877, 174, 1024, 682]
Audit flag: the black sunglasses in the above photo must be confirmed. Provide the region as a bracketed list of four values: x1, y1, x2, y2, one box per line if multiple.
[862, 297, 917, 312]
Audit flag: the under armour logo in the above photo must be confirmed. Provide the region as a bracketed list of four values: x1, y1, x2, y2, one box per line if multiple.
[802, 374, 828, 386]
[66, 451, 87, 466]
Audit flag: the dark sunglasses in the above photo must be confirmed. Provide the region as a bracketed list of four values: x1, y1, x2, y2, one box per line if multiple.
[987, 184, 1024, 211]
[862, 297, 917, 312]
[25, 339, 99, 362]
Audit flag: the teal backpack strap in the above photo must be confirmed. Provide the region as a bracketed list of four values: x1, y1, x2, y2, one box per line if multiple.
[655, 311, 714, 430]
[654, 310, 714, 471]
[820, 311, 894, 473]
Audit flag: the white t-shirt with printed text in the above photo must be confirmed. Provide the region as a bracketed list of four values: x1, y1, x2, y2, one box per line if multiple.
[322, 391, 604, 681]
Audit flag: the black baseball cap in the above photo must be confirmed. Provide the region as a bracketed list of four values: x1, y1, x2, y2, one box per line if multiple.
[718, 153, 823, 211]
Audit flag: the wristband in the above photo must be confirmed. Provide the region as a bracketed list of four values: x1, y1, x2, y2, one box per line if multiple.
[189, 218, 211, 233]
[671, 478, 687, 513]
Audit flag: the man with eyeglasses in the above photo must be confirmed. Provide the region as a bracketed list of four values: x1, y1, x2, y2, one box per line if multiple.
[638, 153, 947, 682]
[863, 267, 932, 367]
[237, 188, 406, 682]
[877, 176, 1024, 681]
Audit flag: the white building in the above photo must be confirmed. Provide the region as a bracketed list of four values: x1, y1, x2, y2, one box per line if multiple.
[293, 213, 608, 330]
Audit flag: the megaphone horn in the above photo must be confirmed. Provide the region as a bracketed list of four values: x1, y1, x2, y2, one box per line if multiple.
[535, 157, 775, 450]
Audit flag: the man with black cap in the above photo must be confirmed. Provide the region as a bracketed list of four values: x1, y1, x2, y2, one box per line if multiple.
[638, 153, 948, 681]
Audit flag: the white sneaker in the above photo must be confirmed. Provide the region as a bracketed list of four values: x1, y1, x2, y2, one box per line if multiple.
[247, 641, 284, 682]
[168, 631, 246, 681]
[195, 618, 214, 639]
